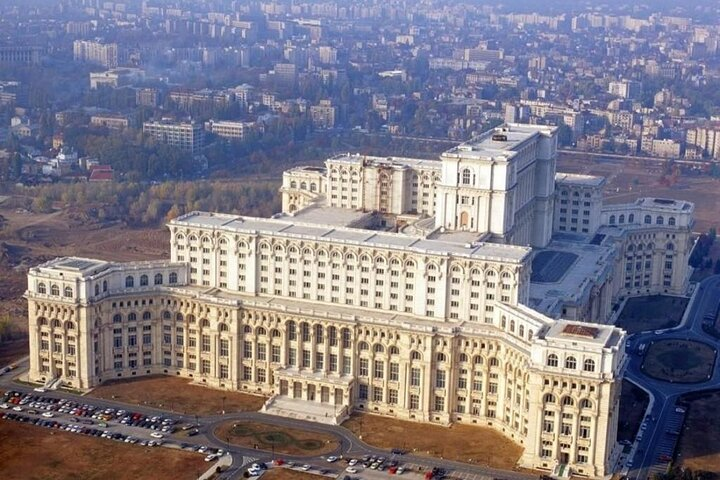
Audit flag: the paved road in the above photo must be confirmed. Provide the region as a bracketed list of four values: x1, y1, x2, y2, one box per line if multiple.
[623, 275, 720, 480]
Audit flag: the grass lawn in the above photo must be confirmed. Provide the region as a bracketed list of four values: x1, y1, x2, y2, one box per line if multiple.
[617, 380, 649, 443]
[0, 419, 206, 480]
[642, 340, 716, 383]
[678, 391, 720, 478]
[88, 375, 266, 416]
[214, 421, 339, 456]
[342, 413, 523, 470]
[616, 295, 689, 334]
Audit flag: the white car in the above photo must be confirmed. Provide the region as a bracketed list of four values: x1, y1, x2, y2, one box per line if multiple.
[150, 432, 164, 439]
[301, 465, 311, 471]
[326, 456, 338, 463]
[346, 467, 359, 474]
[12, 406, 22, 412]
[205, 454, 218, 462]
[42, 412, 54, 418]
[348, 459, 358, 466]
[247, 468, 261, 477]
[0, 403, 9, 409]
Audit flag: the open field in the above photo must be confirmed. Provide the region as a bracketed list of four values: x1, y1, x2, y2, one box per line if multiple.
[678, 391, 720, 477]
[616, 295, 688, 334]
[0, 337, 28, 366]
[215, 421, 339, 456]
[617, 380, 649, 443]
[643, 340, 716, 383]
[342, 413, 523, 470]
[0, 418, 207, 480]
[558, 152, 720, 233]
[88, 375, 266, 416]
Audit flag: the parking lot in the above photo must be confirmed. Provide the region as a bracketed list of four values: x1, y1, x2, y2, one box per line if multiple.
[0, 390, 226, 463]
[644, 407, 686, 478]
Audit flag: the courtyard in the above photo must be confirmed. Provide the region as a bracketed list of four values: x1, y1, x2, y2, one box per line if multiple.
[214, 420, 340, 456]
[616, 295, 688, 334]
[642, 339, 717, 383]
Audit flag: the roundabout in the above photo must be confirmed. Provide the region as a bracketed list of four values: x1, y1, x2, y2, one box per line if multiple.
[641, 339, 717, 383]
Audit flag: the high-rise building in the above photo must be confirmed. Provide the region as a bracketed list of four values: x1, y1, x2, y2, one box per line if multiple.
[73, 40, 118, 68]
[143, 120, 204, 153]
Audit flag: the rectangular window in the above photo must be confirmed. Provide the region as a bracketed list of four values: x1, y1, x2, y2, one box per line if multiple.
[410, 367, 421, 387]
[436, 370, 446, 388]
[257, 343, 266, 361]
[388, 389, 398, 405]
[359, 358, 369, 377]
[374, 360, 384, 379]
[409, 394, 419, 410]
[434, 396, 445, 411]
[220, 339, 229, 357]
[389, 362, 399, 381]
[201, 335, 210, 352]
[243, 341, 252, 359]
[271, 345, 281, 363]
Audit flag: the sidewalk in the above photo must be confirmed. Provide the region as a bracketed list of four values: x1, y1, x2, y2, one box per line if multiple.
[199, 453, 233, 480]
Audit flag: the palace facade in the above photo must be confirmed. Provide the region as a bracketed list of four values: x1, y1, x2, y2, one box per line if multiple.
[26, 124, 694, 478]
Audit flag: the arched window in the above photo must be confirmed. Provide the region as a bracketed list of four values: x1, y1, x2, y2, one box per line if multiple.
[374, 344, 385, 353]
[668, 217, 676, 226]
[143, 312, 152, 320]
[52, 319, 61, 328]
[51, 285, 60, 296]
[656, 216, 664, 225]
[459, 353, 468, 363]
[243, 325, 252, 333]
[565, 356, 577, 369]
[154, 273, 163, 285]
[95, 284, 100, 296]
[389, 346, 399, 355]
[38, 317, 48, 326]
[473, 355, 483, 365]
[271, 329, 281, 338]
[220, 323, 229, 332]
[169, 272, 178, 284]
[201, 319, 210, 328]
[619, 214, 625, 224]
[510, 320, 515, 332]
[65, 321, 75, 330]
[38, 283, 46, 294]
[580, 399, 593, 409]
[128, 312, 137, 322]
[461, 168, 471, 185]
[140, 275, 148, 286]
[562, 396, 575, 407]
[644, 215, 652, 224]
[666, 243, 675, 251]
[256, 326, 266, 336]
[547, 354, 559, 367]
[411, 351, 422, 361]
[187, 314, 196, 324]
[125, 276, 134, 288]
[609, 215, 616, 225]
[489, 357, 500, 367]
[315, 325, 324, 343]
[290, 180, 297, 188]
[544, 393, 556, 404]
[519, 325, 525, 337]
[175, 313, 183, 322]
[102, 280, 107, 292]
[437, 352, 446, 362]
[583, 359, 596, 372]
[113, 314, 122, 323]
[358, 341, 369, 351]
[628, 213, 635, 223]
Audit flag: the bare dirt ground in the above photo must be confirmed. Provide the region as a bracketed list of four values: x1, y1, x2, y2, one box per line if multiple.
[678, 391, 720, 476]
[0, 419, 207, 480]
[263, 469, 319, 480]
[214, 420, 339, 456]
[0, 204, 169, 364]
[88, 375, 266, 416]
[558, 152, 720, 233]
[342, 413, 524, 470]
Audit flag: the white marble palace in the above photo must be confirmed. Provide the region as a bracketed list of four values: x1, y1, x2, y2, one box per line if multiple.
[26, 124, 695, 478]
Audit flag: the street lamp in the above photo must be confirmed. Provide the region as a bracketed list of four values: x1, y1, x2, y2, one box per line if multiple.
[222, 396, 226, 415]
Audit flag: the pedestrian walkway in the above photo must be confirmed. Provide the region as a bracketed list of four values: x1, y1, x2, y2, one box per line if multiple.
[199, 453, 233, 480]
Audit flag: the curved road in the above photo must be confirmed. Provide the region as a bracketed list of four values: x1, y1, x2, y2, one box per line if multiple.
[624, 274, 720, 480]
